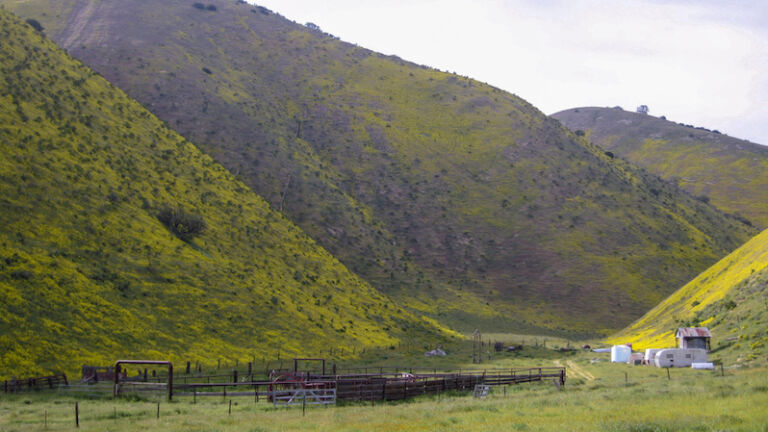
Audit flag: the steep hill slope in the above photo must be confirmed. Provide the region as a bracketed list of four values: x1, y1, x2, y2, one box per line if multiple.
[552, 107, 768, 228]
[4, 0, 756, 335]
[608, 228, 768, 364]
[0, 8, 453, 378]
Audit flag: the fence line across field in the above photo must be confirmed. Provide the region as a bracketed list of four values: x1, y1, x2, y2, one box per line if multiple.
[3, 364, 567, 405]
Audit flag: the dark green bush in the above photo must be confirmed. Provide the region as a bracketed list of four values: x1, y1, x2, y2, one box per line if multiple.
[157, 206, 206, 241]
[25, 19, 43, 32]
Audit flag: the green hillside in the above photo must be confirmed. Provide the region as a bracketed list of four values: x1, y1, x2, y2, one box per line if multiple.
[4, 0, 756, 336]
[552, 107, 768, 228]
[0, 8, 455, 379]
[607, 228, 768, 364]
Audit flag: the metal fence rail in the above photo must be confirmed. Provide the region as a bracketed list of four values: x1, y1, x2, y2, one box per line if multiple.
[57, 383, 113, 397]
[271, 388, 336, 406]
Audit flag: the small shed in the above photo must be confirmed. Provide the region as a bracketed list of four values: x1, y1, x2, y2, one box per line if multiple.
[676, 327, 711, 351]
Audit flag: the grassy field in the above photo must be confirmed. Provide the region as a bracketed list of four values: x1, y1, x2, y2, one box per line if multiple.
[3, 337, 767, 431]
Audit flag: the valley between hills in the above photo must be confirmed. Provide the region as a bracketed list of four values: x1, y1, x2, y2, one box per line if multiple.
[0, 0, 766, 383]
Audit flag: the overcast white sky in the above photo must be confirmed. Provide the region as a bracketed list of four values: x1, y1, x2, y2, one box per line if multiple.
[251, 0, 768, 145]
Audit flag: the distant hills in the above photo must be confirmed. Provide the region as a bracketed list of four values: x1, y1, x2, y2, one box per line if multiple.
[3, 0, 756, 336]
[608, 227, 768, 364]
[0, 8, 454, 378]
[552, 107, 768, 228]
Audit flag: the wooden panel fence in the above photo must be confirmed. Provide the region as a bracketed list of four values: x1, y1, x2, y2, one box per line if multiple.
[3, 374, 68, 393]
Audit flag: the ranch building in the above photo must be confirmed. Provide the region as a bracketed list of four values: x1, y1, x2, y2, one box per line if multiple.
[676, 327, 711, 351]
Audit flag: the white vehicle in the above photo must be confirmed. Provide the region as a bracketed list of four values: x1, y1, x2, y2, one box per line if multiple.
[644, 348, 663, 364]
[653, 348, 707, 368]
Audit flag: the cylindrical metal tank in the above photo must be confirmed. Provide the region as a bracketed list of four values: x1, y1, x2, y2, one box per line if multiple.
[611, 345, 631, 363]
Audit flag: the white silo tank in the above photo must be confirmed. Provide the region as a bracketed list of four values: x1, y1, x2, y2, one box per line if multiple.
[611, 345, 631, 363]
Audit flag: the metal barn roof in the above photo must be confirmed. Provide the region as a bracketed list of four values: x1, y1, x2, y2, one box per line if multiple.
[676, 327, 712, 338]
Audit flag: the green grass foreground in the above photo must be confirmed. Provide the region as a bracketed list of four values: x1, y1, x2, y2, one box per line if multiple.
[3, 350, 767, 431]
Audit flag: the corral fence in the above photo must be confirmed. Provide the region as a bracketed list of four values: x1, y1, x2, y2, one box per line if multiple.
[3, 373, 68, 393]
[165, 367, 565, 403]
[4, 365, 565, 405]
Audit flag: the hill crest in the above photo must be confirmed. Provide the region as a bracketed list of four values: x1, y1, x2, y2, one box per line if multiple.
[552, 106, 768, 228]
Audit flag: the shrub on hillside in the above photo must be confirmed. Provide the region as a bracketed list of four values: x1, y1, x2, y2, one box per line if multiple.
[25, 18, 44, 32]
[192, 3, 217, 11]
[157, 205, 206, 241]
